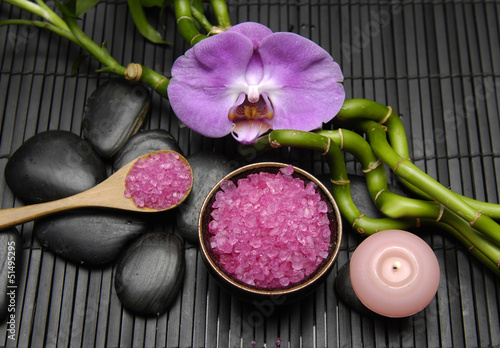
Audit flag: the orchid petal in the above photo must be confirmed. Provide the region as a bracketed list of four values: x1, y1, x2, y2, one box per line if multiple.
[167, 31, 254, 138]
[231, 120, 271, 144]
[227, 23, 272, 86]
[227, 22, 273, 49]
[258, 32, 345, 130]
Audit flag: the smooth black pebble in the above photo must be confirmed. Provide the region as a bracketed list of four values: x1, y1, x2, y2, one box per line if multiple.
[114, 232, 185, 316]
[112, 129, 183, 171]
[5, 130, 107, 204]
[34, 209, 148, 267]
[82, 78, 151, 158]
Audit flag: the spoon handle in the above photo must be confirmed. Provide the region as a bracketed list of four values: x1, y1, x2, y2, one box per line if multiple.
[0, 195, 84, 230]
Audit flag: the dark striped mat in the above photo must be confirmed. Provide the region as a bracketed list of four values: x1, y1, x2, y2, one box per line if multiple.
[1, 1, 499, 347]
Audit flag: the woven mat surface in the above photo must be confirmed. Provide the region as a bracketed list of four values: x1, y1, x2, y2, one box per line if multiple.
[1, 1, 500, 347]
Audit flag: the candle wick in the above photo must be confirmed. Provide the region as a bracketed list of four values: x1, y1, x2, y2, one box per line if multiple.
[392, 261, 402, 271]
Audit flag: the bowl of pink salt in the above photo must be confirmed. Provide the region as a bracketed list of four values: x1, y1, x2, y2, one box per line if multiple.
[198, 162, 342, 303]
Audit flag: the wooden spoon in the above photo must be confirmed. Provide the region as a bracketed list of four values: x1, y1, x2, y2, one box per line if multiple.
[0, 150, 193, 230]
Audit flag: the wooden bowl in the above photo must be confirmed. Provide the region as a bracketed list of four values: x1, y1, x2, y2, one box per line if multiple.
[198, 162, 343, 304]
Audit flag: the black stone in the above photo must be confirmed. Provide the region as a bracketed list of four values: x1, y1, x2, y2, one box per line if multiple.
[82, 78, 151, 158]
[5, 130, 107, 204]
[335, 261, 379, 317]
[176, 151, 240, 244]
[114, 232, 185, 316]
[34, 209, 149, 267]
[112, 129, 182, 171]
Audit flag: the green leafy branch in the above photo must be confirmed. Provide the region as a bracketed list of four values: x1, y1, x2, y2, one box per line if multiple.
[0, 0, 232, 97]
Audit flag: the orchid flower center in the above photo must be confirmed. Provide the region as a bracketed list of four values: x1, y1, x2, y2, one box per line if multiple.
[228, 90, 274, 144]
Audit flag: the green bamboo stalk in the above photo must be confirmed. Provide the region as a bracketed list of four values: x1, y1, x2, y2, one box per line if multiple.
[4, 0, 173, 95]
[190, 4, 214, 34]
[3, 0, 69, 31]
[123, 64, 169, 98]
[316, 129, 391, 199]
[337, 99, 500, 219]
[361, 119, 500, 246]
[441, 208, 500, 266]
[337, 99, 409, 155]
[63, 15, 126, 75]
[127, 0, 169, 44]
[0, 19, 78, 44]
[317, 129, 441, 219]
[317, 129, 500, 270]
[3, 0, 232, 95]
[209, 0, 231, 29]
[174, 0, 208, 46]
[427, 219, 500, 276]
[336, 99, 426, 197]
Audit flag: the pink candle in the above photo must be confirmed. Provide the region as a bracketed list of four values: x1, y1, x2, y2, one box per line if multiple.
[349, 229, 440, 318]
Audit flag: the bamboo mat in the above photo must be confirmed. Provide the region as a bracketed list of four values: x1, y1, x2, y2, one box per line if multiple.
[1, 1, 500, 347]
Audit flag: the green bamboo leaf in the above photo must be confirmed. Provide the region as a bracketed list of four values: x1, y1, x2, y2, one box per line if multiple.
[96, 66, 117, 74]
[53, 0, 100, 17]
[100, 40, 113, 66]
[75, 0, 101, 16]
[53, 0, 79, 18]
[127, 0, 170, 44]
[190, 0, 203, 14]
[0, 19, 78, 43]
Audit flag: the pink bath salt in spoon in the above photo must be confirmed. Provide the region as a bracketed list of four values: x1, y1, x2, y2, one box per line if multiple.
[0, 150, 193, 229]
[124, 151, 193, 210]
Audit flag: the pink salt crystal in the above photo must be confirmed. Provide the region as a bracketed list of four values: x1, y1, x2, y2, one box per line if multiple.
[279, 277, 290, 287]
[305, 182, 316, 195]
[280, 165, 294, 176]
[317, 201, 328, 213]
[209, 166, 331, 289]
[124, 152, 192, 210]
[220, 180, 236, 192]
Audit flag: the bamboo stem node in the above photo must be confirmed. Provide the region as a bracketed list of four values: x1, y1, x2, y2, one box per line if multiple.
[208, 26, 228, 35]
[379, 106, 392, 124]
[269, 134, 281, 148]
[362, 159, 383, 173]
[392, 157, 411, 173]
[470, 211, 483, 227]
[330, 178, 350, 186]
[190, 34, 204, 46]
[352, 214, 366, 230]
[436, 204, 445, 222]
[374, 189, 386, 202]
[338, 128, 344, 149]
[321, 137, 331, 156]
[125, 63, 142, 82]
[155, 77, 168, 91]
[176, 15, 193, 24]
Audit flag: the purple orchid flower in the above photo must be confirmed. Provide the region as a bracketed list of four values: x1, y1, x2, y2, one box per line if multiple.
[167, 22, 345, 144]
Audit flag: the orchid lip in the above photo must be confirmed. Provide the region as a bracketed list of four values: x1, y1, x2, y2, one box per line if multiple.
[228, 92, 274, 143]
[231, 120, 272, 144]
[228, 92, 274, 122]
